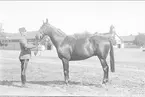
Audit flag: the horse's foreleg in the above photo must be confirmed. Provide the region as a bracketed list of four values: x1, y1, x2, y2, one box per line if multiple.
[98, 58, 109, 84]
[62, 58, 69, 84]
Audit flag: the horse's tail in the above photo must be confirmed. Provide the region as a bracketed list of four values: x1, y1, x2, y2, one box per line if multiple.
[109, 40, 115, 72]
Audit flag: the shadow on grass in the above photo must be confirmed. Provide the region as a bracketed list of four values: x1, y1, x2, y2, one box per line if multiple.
[0, 80, 102, 88]
[28, 80, 102, 87]
[0, 80, 23, 88]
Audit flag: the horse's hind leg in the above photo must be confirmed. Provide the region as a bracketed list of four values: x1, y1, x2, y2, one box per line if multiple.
[98, 58, 109, 84]
[62, 58, 69, 84]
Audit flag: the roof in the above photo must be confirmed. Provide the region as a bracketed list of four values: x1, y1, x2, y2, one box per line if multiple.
[120, 35, 136, 42]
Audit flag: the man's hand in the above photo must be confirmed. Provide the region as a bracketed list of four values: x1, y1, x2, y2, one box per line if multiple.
[38, 45, 45, 51]
[33, 45, 45, 56]
[34, 50, 38, 56]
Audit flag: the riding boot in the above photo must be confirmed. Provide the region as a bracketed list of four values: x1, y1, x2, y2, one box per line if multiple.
[21, 75, 26, 85]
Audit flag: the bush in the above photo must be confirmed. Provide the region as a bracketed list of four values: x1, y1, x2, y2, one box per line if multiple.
[133, 33, 145, 47]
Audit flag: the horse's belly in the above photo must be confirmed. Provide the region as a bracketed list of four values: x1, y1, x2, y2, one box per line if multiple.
[70, 50, 93, 61]
[70, 39, 94, 61]
[70, 55, 90, 61]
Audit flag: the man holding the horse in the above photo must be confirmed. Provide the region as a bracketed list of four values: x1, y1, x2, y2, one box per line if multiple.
[19, 27, 39, 86]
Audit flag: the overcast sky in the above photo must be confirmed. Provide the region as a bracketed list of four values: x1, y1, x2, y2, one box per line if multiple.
[0, 1, 145, 36]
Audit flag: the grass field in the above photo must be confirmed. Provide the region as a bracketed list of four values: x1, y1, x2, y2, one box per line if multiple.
[0, 48, 145, 96]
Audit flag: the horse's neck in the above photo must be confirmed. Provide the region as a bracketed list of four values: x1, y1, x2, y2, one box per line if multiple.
[49, 29, 66, 48]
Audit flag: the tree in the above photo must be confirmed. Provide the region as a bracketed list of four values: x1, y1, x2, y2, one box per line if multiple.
[0, 23, 8, 47]
[133, 33, 145, 47]
[0, 23, 4, 37]
[0, 23, 4, 33]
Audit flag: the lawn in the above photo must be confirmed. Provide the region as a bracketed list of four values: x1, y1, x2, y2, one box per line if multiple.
[0, 48, 145, 96]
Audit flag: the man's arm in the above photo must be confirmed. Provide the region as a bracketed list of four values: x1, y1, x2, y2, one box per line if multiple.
[19, 38, 37, 49]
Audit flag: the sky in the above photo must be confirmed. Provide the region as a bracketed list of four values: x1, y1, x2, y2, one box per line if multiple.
[0, 1, 145, 36]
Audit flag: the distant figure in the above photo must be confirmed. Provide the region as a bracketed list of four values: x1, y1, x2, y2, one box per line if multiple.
[19, 27, 38, 86]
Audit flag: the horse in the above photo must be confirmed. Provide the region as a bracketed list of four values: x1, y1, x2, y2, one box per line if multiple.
[37, 19, 115, 84]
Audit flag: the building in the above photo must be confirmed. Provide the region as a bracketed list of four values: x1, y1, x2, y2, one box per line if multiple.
[120, 35, 137, 48]
[120, 35, 136, 44]
[0, 31, 53, 50]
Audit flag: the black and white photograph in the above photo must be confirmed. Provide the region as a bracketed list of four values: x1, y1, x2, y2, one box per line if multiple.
[0, 0, 145, 96]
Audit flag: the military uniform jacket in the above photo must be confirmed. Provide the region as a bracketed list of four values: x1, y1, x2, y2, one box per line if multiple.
[19, 36, 35, 60]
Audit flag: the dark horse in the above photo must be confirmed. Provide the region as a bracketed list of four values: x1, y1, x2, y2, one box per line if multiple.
[37, 19, 115, 84]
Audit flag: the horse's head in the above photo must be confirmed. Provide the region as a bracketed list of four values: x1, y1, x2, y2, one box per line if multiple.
[38, 18, 52, 40]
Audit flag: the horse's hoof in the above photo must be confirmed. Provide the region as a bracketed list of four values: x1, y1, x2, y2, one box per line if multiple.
[21, 84, 27, 88]
[65, 83, 68, 85]
[102, 79, 109, 84]
[101, 83, 106, 88]
[65, 80, 69, 85]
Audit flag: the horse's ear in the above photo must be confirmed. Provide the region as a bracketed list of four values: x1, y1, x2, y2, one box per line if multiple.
[46, 18, 48, 24]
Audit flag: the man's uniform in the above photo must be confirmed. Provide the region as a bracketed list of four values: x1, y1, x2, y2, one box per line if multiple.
[19, 34, 36, 85]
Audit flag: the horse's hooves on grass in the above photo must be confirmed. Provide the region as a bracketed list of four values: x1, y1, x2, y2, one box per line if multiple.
[65, 82, 69, 85]
[102, 79, 108, 84]
[21, 84, 27, 88]
[65, 80, 69, 85]
[101, 83, 109, 90]
[101, 83, 106, 87]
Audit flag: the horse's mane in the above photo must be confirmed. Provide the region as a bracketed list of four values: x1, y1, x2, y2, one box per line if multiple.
[73, 31, 92, 40]
[57, 28, 66, 36]
[48, 24, 93, 39]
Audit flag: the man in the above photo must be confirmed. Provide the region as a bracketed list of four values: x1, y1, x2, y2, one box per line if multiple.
[19, 27, 37, 86]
